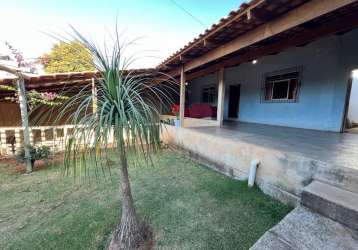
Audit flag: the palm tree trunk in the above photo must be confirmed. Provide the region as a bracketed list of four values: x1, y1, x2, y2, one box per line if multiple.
[109, 147, 150, 250]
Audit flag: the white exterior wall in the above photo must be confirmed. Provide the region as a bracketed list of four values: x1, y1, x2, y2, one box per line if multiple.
[348, 76, 358, 124]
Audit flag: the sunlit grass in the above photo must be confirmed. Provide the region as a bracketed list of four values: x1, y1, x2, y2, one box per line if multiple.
[0, 151, 292, 250]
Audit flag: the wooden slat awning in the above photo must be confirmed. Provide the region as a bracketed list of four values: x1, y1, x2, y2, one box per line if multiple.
[0, 68, 159, 98]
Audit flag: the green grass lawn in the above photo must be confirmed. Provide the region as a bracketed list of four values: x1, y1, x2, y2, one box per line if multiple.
[0, 150, 292, 250]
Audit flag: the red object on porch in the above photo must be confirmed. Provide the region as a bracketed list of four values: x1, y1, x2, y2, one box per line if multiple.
[171, 104, 216, 118]
[171, 104, 189, 116]
[189, 104, 217, 118]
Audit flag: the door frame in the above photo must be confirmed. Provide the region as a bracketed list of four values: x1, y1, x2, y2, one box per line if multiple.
[227, 84, 241, 120]
[341, 77, 353, 133]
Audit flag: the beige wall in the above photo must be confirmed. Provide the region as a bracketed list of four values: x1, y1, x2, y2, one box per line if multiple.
[0, 102, 80, 127]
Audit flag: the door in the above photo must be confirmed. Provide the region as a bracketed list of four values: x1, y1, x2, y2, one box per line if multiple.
[228, 85, 240, 119]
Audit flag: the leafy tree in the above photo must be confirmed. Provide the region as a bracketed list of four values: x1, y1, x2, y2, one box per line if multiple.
[41, 41, 95, 73]
[56, 29, 173, 250]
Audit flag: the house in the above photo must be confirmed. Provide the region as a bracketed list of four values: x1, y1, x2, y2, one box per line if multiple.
[1, 0, 358, 245]
[159, 0, 358, 132]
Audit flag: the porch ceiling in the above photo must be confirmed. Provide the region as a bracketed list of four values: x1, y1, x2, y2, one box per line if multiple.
[159, 0, 358, 81]
[158, 0, 310, 69]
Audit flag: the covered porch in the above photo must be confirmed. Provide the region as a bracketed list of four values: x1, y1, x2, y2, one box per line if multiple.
[159, 1, 358, 133]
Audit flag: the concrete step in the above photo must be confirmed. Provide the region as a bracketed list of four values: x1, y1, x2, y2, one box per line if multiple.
[301, 180, 358, 231]
[250, 206, 358, 250]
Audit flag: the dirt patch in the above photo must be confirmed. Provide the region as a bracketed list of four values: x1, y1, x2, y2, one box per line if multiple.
[0, 154, 64, 174]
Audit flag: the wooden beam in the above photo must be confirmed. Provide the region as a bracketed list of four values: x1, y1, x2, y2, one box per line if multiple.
[0, 65, 32, 80]
[203, 39, 218, 47]
[248, 8, 275, 22]
[183, 0, 356, 72]
[179, 66, 186, 127]
[157, 0, 266, 68]
[185, 12, 358, 81]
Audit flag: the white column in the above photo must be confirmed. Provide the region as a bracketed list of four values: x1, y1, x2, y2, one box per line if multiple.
[0, 129, 6, 155]
[217, 68, 226, 127]
[14, 129, 21, 153]
[29, 129, 34, 144]
[179, 65, 186, 127]
[53, 128, 57, 152]
[41, 128, 46, 145]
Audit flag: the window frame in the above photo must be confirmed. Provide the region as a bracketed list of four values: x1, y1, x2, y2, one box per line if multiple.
[201, 84, 217, 104]
[261, 67, 302, 103]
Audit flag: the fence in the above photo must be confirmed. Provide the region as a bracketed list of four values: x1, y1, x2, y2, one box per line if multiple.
[0, 125, 76, 155]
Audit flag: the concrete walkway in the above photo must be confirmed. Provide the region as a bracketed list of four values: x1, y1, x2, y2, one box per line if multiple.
[250, 206, 358, 250]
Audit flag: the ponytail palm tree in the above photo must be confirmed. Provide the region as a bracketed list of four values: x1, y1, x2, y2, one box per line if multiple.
[58, 29, 174, 249]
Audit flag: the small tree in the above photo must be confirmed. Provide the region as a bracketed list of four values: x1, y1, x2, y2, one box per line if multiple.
[41, 41, 95, 73]
[57, 29, 173, 250]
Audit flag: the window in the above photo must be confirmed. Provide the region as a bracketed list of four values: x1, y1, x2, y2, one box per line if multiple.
[263, 71, 300, 102]
[202, 85, 217, 104]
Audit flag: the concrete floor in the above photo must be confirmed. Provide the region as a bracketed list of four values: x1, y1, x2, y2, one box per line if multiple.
[188, 121, 358, 170]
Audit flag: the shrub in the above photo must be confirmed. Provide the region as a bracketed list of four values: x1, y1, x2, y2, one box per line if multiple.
[16, 145, 51, 168]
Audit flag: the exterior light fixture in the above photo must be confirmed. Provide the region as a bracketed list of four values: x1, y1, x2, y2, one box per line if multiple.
[352, 69, 358, 79]
[185, 82, 188, 86]
[252, 59, 258, 65]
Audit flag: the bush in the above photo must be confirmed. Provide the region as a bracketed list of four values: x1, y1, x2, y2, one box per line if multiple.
[16, 145, 51, 167]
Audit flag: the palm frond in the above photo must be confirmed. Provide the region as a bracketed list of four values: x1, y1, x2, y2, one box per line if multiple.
[53, 26, 178, 178]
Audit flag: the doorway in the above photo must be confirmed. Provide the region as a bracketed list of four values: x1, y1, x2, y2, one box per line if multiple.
[228, 84, 241, 119]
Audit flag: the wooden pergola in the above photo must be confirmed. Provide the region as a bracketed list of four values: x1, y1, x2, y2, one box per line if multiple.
[0, 68, 159, 98]
[0, 67, 160, 172]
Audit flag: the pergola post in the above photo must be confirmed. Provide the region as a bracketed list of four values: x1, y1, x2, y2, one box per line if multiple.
[217, 68, 226, 127]
[179, 65, 186, 127]
[17, 77, 32, 173]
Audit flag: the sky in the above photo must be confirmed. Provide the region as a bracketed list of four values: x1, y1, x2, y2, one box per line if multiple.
[0, 0, 247, 69]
